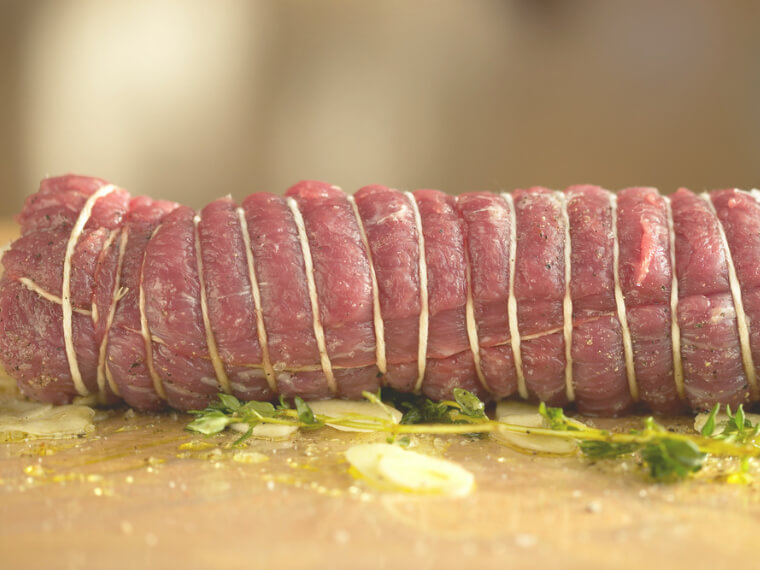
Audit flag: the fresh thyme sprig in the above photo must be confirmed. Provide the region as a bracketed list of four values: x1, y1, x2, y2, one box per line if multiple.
[576, 417, 706, 482]
[186, 390, 760, 483]
[699, 403, 760, 444]
[378, 388, 487, 425]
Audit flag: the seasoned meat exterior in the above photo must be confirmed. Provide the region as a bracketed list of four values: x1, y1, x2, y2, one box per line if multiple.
[2, 174, 759, 415]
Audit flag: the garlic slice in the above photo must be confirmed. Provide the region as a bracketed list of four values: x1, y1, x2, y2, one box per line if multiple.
[0, 399, 95, 439]
[345, 443, 474, 497]
[345, 443, 401, 483]
[230, 422, 299, 440]
[495, 400, 542, 418]
[252, 423, 298, 440]
[377, 447, 474, 497]
[492, 401, 578, 455]
[307, 399, 402, 432]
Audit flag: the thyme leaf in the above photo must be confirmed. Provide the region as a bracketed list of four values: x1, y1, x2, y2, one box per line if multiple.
[719, 404, 760, 444]
[231, 426, 254, 447]
[576, 417, 706, 481]
[700, 404, 720, 437]
[396, 396, 453, 425]
[538, 402, 580, 431]
[579, 440, 639, 459]
[239, 401, 276, 419]
[294, 397, 319, 426]
[641, 438, 705, 481]
[186, 409, 232, 435]
[453, 388, 487, 420]
[216, 393, 242, 413]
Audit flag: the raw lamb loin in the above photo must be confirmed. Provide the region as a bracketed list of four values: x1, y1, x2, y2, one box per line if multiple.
[1, 174, 758, 416]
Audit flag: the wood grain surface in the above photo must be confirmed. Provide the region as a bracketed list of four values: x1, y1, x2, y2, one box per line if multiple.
[2, 217, 760, 570]
[2, 405, 760, 570]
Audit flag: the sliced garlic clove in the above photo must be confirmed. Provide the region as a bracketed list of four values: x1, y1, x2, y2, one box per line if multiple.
[0, 399, 55, 419]
[0, 400, 94, 439]
[377, 447, 474, 497]
[495, 400, 544, 418]
[345, 443, 403, 484]
[497, 413, 544, 427]
[345, 443, 474, 497]
[251, 423, 299, 440]
[308, 399, 402, 432]
[492, 403, 577, 455]
[229, 422, 250, 433]
[232, 451, 269, 464]
[492, 425, 578, 455]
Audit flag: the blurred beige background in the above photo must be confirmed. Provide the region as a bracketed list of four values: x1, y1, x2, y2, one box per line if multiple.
[1, 0, 759, 216]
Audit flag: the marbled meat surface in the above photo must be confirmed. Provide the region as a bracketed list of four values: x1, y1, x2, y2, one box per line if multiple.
[2, 175, 759, 415]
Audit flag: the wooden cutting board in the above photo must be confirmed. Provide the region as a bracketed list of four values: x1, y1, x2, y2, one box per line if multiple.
[3, 406, 760, 570]
[2, 218, 760, 569]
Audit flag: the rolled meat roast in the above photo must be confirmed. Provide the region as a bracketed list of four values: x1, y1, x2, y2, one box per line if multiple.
[1, 174, 759, 416]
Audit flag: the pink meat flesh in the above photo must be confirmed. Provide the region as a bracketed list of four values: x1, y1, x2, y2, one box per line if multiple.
[197, 197, 273, 402]
[241, 192, 330, 400]
[710, 190, 760, 398]
[3, 175, 760, 415]
[144, 206, 220, 410]
[286, 181, 381, 399]
[566, 185, 631, 415]
[105, 196, 177, 411]
[353, 185, 422, 393]
[616, 187, 682, 414]
[512, 188, 568, 406]
[456, 192, 517, 399]
[671, 188, 747, 409]
[413, 189, 485, 401]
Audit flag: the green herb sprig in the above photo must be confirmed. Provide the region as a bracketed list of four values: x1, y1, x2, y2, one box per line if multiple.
[186, 390, 760, 483]
[576, 417, 705, 482]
